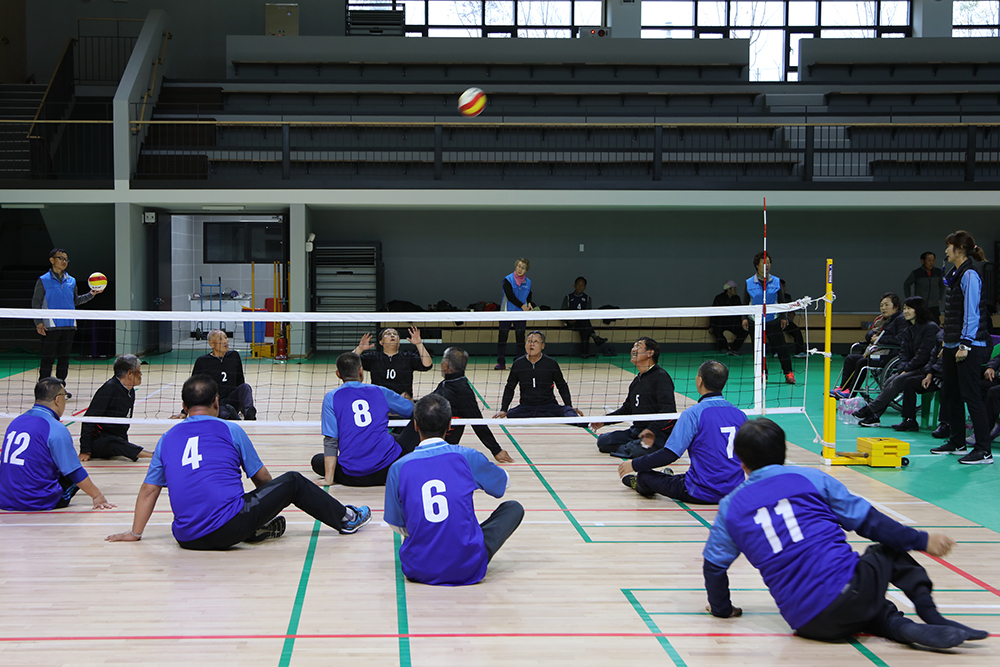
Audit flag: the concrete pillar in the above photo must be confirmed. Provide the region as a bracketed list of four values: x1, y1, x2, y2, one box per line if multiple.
[912, 0, 953, 38]
[289, 203, 312, 357]
[607, 0, 641, 38]
[114, 202, 147, 354]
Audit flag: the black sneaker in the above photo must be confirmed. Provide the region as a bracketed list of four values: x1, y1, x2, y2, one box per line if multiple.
[246, 515, 286, 543]
[593, 335, 608, 347]
[339, 505, 372, 534]
[621, 474, 654, 498]
[493, 363, 506, 371]
[930, 443, 968, 455]
[931, 423, 950, 439]
[958, 450, 994, 465]
[244, 406, 257, 421]
[892, 419, 919, 432]
[858, 415, 881, 427]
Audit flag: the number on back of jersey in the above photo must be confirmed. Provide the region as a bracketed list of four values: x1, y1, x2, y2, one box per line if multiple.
[182, 436, 203, 470]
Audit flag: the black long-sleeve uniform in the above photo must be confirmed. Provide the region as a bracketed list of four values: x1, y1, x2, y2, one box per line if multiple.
[607, 364, 677, 437]
[434, 372, 503, 456]
[192, 350, 246, 400]
[80, 376, 134, 453]
[500, 353, 573, 412]
[360, 350, 431, 396]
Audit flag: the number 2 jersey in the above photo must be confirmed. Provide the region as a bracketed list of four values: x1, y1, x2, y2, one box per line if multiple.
[143, 415, 264, 543]
[0, 405, 89, 511]
[702, 465, 880, 629]
[384, 438, 510, 586]
[321, 382, 414, 476]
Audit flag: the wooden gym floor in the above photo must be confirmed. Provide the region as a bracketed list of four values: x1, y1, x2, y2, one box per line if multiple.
[0, 358, 998, 666]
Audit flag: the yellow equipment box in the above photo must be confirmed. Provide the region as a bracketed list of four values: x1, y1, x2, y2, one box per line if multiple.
[251, 343, 274, 359]
[828, 437, 910, 468]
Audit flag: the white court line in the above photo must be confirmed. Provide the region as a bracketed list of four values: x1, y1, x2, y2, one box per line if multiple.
[856, 494, 916, 524]
[879, 501, 933, 505]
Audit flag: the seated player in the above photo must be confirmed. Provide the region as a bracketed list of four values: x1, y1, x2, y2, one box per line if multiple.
[396, 347, 514, 463]
[310, 352, 416, 487]
[618, 360, 746, 504]
[561, 277, 607, 357]
[385, 394, 524, 586]
[709, 280, 748, 355]
[703, 418, 986, 649]
[0, 378, 115, 512]
[106, 375, 371, 549]
[590, 337, 676, 459]
[493, 331, 582, 420]
[192, 329, 256, 420]
[353, 326, 433, 400]
[79, 354, 152, 462]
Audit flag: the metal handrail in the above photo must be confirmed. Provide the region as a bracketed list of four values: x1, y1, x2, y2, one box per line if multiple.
[26, 38, 75, 139]
[133, 30, 172, 135]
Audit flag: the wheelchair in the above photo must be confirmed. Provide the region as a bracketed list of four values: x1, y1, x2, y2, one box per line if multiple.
[846, 343, 902, 410]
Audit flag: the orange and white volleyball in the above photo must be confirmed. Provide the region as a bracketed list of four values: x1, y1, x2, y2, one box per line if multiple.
[88, 272, 108, 291]
[458, 87, 486, 117]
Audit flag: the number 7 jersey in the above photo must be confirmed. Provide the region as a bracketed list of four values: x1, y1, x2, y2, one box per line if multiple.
[702, 465, 872, 629]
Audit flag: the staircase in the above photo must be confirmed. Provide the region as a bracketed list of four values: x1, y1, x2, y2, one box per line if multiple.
[0, 84, 46, 179]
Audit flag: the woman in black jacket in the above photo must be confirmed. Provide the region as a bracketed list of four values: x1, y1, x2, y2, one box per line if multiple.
[853, 297, 939, 427]
[832, 292, 906, 398]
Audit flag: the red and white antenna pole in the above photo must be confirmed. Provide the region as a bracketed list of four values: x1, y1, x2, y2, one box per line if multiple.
[761, 197, 768, 414]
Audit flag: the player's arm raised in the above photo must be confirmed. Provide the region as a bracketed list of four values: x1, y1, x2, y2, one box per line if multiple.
[408, 326, 433, 368]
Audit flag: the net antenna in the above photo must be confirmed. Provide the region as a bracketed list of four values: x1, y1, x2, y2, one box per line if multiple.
[754, 197, 768, 415]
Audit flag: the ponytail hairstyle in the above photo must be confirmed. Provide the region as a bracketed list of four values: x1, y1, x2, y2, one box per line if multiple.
[945, 230, 986, 262]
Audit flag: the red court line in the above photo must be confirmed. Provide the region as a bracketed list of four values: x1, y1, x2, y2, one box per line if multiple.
[926, 554, 1000, 598]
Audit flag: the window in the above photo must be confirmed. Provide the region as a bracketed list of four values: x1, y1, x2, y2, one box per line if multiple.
[954, 0, 1000, 36]
[204, 221, 284, 264]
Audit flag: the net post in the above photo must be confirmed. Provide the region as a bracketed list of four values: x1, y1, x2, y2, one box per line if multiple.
[822, 258, 837, 460]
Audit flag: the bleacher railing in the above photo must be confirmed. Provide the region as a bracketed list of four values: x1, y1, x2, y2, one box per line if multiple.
[75, 18, 144, 85]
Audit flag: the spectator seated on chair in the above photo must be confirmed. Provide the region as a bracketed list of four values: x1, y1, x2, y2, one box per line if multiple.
[831, 292, 905, 399]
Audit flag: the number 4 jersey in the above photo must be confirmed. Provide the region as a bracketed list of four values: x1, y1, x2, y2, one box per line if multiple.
[384, 438, 510, 586]
[702, 465, 872, 629]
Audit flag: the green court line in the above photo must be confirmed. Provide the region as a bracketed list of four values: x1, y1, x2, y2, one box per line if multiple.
[393, 532, 412, 667]
[847, 637, 890, 667]
[675, 500, 713, 529]
[468, 382, 592, 543]
[621, 589, 688, 667]
[278, 517, 322, 667]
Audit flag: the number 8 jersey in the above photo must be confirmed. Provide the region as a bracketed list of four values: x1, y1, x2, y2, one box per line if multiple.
[702, 465, 872, 629]
[384, 438, 510, 586]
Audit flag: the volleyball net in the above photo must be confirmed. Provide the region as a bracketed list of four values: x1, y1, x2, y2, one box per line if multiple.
[0, 300, 821, 430]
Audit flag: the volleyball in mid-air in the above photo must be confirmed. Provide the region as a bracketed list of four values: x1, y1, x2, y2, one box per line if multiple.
[88, 272, 108, 291]
[458, 87, 486, 117]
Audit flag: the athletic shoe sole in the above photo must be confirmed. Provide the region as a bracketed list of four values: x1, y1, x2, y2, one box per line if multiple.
[340, 505, 372, 534]
[930, 446, 968, 456]
[958, 453, 994, 465]
[247, 515, 286, 543]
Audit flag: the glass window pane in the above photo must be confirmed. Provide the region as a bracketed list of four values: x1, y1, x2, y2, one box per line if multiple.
[696, 1, 727, 26]
[732, 1, 785, 27]
[788, 1, 817, 26]
[821, 1, 877, 27]
[575, 1, 604, 26]
[516, 27, 573, 36]
[642, 28, 671, 37]
[880, 0, 908, 26]
[428, 27, 484, 36]
[953, 27, 999, 36]
[428, 1, 481, 25]
[403, 0, 426, 25]
[517, 1, 573, 26]
[643, 1, 695, 27]
[954, 1, 1000, 26]
[820, 27, 876, 38]
[788, 33, 814, 70]
[486, 1, 514, 25]
[488, 31, 513, 37]
[733, 28, 785, 81]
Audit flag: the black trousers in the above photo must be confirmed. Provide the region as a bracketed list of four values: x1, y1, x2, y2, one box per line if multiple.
[838, 350, 888, 391]
[796, 545, 933, 643]
[567, 319, 596, 355]
[942, 346, 991, 453]
[868, 370, 922, 417]
[481, 500, 525, 561]
[219, 383, 255, 419]
[900, 374, 942, 421]
[709, 324, 748, 352]
[87, 434, 144, 461]
[784, 320, 806, 354]
[596, 426, 666, 455]
[178, 471, 347, 550]
[54, 475, 79, 509]
[749, 321, 792, 374]
[39, 328, 76, 381]
[634, 470, 713, 504]
[310, 432, 419, 487]
[497, 319, 526, 365]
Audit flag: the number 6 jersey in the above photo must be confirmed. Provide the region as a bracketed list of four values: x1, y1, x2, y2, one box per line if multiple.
[384, 438, 509, 586]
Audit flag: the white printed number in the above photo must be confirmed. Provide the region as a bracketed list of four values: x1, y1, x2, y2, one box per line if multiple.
[635, 394, 641, 407]
[753, 498, 805, 554]
[386, 368, 396, 380]
[720, 426, 737, 459]
[182, 436, 203, 470]
[3, 431, 30, 466]
[352, 400, 373, 427]
[221, 371, 228, 383]
[421, 479, 449, 523]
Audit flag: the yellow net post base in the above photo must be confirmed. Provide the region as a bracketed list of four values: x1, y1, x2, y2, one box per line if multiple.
[825, 437, 910, 468]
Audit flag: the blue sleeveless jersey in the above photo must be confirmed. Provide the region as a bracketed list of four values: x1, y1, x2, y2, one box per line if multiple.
[703, 465, 871, 629]
[39, 270, 78, 327]
[0, 405, 88, 511]
[384, 439, 510, 586]
[501, 273, 531, 312]
[143, 416, 263, 543]
[744, 273, 782, 323]
[321, 382, 413, 476]
[664, 395, 746, 502]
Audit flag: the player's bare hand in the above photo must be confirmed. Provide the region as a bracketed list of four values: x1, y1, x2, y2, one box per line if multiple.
[92, 496, 116, 510]
[494, 450, 514, 464]
[956, 349, 969, 363]
[106, 531, 140, 542]
[407, 326, 422, 345]
[36, 323, 47, 336]
[926, 533, 956, 557]
[639, 429, 656, 448]
[521, 303, 532, 312]
[590, 422, 604, 431]
[780, 319, 787, 330]
[357, 332, 373, 351]
[741, 319, 749, 331]
[706, 605, 743, 618]
[922, 374, 933, 389]
[574, 408, 584, 417]
[618, 460, 635, 477]
[90, 287, 104, 295]
[493, 411, 507, 419]
[985, 368, 996, 382]
[78, 452, 91, 462]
